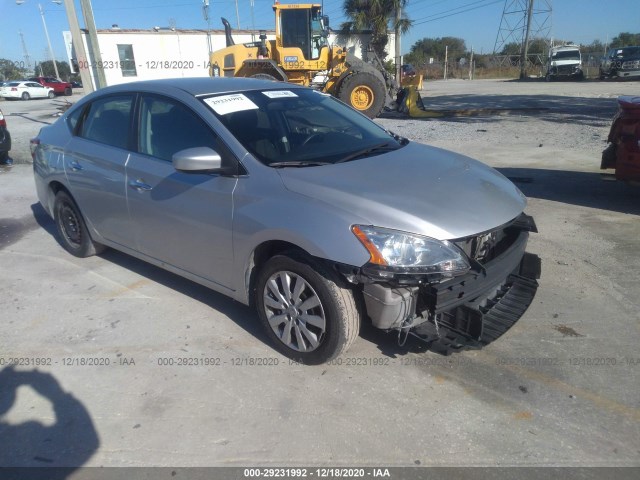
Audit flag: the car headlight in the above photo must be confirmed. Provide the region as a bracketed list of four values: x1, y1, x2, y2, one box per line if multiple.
[351, 225, 471, 278]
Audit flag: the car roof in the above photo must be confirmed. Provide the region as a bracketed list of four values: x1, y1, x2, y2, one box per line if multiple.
[95, 77, 301, 97]
[551, 45, 580, 52]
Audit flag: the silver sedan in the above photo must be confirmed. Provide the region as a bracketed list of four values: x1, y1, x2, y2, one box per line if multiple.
[32, 77, 540, 364]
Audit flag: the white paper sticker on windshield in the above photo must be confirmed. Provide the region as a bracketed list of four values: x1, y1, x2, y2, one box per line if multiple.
[204, 94, 259, 115]
[262, 90, 298, 98]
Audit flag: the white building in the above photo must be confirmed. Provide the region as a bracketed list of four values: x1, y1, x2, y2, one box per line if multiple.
[67, 28, 394, 88]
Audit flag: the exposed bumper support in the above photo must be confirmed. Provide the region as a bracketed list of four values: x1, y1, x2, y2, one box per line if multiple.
[361, 227, 541, 353]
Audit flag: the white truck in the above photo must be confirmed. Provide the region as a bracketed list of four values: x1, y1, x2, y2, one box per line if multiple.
[546, 44, 584, 81]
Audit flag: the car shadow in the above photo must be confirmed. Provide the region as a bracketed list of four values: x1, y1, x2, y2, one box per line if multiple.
[0, 366, 99, 476]
[30, 203, 268, 348]
[359, 323, 434, 357]
[498, 168, 640, 215]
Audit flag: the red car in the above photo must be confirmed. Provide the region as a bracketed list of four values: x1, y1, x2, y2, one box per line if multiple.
[28, 76, 73, 96]
[0, 108, 11, 165]
[602, 96, 640, 182]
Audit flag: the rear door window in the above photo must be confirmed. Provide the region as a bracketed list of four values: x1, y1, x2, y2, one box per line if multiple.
[79, 95, 134, 150]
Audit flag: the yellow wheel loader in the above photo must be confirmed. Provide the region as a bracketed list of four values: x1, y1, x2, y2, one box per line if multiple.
[208, 2, 397, 118]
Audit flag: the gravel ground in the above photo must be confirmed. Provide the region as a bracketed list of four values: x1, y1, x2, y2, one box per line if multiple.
[378, 78, 638, 168]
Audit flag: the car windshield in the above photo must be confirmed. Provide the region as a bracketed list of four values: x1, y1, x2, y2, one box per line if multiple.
[202, 89, 404, 166]
[552, 50, 580, 61]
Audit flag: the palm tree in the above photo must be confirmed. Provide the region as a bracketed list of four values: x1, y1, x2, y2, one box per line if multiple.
[341, 0, 412, 79]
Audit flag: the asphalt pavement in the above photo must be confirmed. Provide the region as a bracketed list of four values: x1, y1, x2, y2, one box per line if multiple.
[0, 80, 639, 472]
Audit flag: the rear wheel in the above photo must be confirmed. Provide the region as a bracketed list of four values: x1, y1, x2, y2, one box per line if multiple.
[21, 92, 30, 100]
[250, 73, 278, 81]
[255, 253, 360, 364]
[338, 72, 386, 118]
[53, 191, 105, 257]
[64, 87, 72, 96]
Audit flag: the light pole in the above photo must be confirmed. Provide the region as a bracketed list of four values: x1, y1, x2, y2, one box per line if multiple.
[38, 3, 61, 79]
[17, 0, 62, 79]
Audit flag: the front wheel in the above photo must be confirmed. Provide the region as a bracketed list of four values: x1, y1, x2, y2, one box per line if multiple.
[53, 191, 105, 257]
[255, 253, 361, 364]
[48, 91, 55, 99]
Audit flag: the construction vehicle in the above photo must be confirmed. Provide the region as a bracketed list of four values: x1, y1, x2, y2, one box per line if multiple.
[208, 2, 397, 118]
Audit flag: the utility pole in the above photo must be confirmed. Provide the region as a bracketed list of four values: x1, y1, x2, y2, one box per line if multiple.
[79, 0, 107, 89]
[519, 0, 534, 79]
[250, 0, 256, 40]
[444, 45, 448, 80]
[203, 0, 213, 54]
[395, 4, 402, 86]
[469, 46, 474, 80]
[235, 0, 240, 29]
[38, 3, 60, 79]
[61, 0, 94, 92]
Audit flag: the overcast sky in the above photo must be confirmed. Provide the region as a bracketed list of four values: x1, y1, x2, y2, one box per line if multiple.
[1, 0, 639, 65]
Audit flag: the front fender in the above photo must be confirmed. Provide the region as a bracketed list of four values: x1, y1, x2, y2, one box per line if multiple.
[230, 177, 371, 304]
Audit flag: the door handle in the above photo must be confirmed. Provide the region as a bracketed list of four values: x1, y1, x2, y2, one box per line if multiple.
[69, 161, 83, 171]
[128, 179, 153, 192]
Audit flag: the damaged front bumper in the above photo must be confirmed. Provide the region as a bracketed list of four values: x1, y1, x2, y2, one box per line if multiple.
[359, 214, 541, 354]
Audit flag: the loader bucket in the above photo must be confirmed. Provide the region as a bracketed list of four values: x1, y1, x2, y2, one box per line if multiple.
[397, 86, 445, 118]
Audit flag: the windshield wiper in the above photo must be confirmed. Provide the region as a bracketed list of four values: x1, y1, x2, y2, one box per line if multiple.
[269, 161, 331, 168]
[335, 142, 398, 164]
[387, 130, 410, 145]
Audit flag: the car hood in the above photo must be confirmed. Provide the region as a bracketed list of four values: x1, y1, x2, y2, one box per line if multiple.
[551, 59, 581, 67]
[278, 142, 527, 240]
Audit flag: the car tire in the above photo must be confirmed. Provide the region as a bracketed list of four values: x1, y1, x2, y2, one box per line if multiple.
[21, 92, 30, 100]
[64, 87, 72, 96]
[48, 91, 55, 99]
[255, 253, 361, 364]
[53, 190, 106, 258]
[338, 71, 386, 118]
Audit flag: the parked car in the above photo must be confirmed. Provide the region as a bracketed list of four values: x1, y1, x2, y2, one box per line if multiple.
[600, 46, 640, 80]
[70, 81, 83, 89]
[31, 78, 540, 364]
[28, 76, 73, 96]
[601, 96, 640, 182]
[0, 108, 11, 165]
[0, 81, 55, 100]
[546, 44, 583, 81]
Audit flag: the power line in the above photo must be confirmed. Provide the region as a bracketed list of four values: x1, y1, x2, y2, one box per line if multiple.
[412, 0, 504, 26]
[411, 0, 500, 23]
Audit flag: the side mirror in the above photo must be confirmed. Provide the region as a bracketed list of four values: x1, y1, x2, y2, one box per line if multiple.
[321, 15, 330, 37]
[172, 147, 224, 172]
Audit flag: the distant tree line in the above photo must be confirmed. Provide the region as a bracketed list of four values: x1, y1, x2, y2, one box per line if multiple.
[403, 31, 640, 69]
[0, 59, 77, 81]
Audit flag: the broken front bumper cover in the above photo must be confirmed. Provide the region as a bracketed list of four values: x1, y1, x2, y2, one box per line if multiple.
[361, 226, 541, 353]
